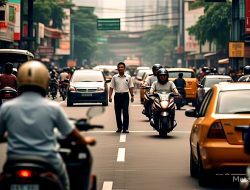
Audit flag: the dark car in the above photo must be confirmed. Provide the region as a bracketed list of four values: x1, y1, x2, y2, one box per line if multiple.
[67, 69, 110, 106]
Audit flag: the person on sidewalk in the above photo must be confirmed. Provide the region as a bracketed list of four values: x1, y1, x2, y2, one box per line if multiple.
[109, 62, 134, 133]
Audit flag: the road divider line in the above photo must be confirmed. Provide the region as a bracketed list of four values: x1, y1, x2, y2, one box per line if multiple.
[117, 148, 125, 162]
[131, 104, 143, 107]
[120, 134, 126, 142]
[102, 181, 113, 190]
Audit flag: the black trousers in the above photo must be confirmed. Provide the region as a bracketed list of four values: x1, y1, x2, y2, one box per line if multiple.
[114, 92, 129, 130]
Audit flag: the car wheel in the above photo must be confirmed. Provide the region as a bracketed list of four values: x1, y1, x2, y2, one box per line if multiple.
[197, 150, 210, 186]
[67, 98, 73, 107]
[102, 101, 108, 106]
[190, 149, 198, 178]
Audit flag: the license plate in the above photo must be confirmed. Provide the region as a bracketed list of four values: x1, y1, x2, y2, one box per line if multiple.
[81, 93, 92, 97]
[10, 184, 39, 190]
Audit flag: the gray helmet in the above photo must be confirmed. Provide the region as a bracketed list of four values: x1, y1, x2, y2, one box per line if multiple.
[157, 68, 169, 84]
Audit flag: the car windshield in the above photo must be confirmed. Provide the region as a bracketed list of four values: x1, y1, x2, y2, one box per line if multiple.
[168, 71, 195, 78]
[217, 90, 250, 114]
[71, 71, 104, 82]
[205, 78, 232, 88]
[0, 53, 32, 74]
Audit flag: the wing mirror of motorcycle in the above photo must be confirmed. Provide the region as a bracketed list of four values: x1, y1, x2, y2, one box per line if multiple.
[86, 106, 105, 120]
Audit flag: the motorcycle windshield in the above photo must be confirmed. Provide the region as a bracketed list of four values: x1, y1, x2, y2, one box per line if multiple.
[157, 92, 172, 101]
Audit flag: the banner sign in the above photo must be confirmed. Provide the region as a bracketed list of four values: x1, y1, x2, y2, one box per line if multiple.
[246, 0, 250, 34]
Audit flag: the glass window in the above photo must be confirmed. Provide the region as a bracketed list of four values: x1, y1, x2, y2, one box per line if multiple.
[168, 71, 195, 78]
[198, 89, 213, 117]
[71, 71, 104, 82]
[205, 78, 232, 88]
[217, 90, 250, 114]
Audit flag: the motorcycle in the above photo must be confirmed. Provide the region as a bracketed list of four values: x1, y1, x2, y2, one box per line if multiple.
[235, 126, 250, 190]
[150, 92, 178, 137]
[174, 87, 186, 110]
[0, 107, 104, 190]
[49, 78, 58, 100]
[59, 79, 69, 101]
[0, 86, 18, 106]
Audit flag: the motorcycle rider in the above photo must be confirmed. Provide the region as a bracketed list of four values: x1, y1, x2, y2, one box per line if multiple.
[238, 65, 250, 82]
[0, 60, 96, 190]
[0, 62, 17, 105]
[150, 68, 179, 126]
[173, 72, 186, 101]
[142, 64, 162, 116]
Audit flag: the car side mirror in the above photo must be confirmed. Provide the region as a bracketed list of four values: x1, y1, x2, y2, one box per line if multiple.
[136, 76, 142, 81]
[185, 109, 197, 117]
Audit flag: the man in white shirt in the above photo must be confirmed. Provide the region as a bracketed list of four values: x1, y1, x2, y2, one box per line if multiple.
[109, 62, 134, 133]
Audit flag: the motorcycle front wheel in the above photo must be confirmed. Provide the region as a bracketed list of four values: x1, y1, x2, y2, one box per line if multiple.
[158, 117, 169, 137]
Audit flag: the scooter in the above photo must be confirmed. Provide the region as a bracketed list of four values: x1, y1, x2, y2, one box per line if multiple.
[150, 92, 178, 137]
[174, 87, 186, 110]
[0, 86, 18, 106]
[59, 79, 69, 101]
[142, 86, 155, 120]
[0, 107, 104, 190]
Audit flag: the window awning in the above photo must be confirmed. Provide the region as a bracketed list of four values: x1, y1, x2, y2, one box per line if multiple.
[204, 52, 217, 58]
[218, 58, 229, 64]
[44, 26, 62, 39]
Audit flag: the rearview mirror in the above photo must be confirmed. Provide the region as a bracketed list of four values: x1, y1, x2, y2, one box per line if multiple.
[185, 109, 197, 118]
[86, 107, 105, 120]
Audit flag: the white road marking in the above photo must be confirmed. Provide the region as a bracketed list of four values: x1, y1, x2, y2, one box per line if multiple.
[120, 134, 126, 142]
[102, 181, 113, 190]
[117, 148, 126, 162]
[131, 104, 143, 107]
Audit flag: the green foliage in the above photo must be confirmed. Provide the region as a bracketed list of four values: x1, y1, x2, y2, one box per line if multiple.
[72, 7, 98, 65]
[190, 0, 205, 10]
[142, 25, 176, 65]
[34, 0, 66, 29]
[187, 2, 231, 50]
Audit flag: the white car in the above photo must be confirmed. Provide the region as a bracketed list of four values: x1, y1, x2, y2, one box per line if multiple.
[197, 75, 233, 103]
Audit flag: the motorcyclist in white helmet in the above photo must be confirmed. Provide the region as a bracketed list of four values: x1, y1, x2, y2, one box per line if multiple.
[0, 60, 95, 190]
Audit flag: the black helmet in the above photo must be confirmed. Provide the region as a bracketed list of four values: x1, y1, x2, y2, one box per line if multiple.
[152, 64, 163, 76]
[157, 68, 169, 84]
[243, 66, 250, 75]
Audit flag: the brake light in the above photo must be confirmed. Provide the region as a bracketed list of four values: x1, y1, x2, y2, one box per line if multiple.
[207, 122, 226, 139]
[17, 170, 32, 178]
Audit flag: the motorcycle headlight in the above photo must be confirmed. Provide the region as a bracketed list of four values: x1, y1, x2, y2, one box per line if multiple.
[96, 87, 105, 92]
[69, 86, 76, 92]
[160, 101, 168, 109]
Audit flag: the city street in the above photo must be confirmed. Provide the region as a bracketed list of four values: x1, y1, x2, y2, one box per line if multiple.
[13, 92, 240, 190]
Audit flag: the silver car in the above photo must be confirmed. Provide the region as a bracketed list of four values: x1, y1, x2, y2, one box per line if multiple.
[67, 69, 110, 106]
[197, 75, 233, 103]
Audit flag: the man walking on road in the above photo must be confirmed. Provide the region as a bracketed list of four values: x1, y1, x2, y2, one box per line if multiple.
[109, 62, 134, 133]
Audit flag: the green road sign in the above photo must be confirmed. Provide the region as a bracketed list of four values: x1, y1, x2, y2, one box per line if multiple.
[97, 18, 120, 30]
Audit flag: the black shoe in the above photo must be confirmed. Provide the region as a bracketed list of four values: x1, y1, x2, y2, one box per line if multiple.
[116, 129, 122, 133]
[122, 130, 129, 133]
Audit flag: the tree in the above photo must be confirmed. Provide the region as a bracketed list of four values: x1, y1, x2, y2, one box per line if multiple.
[71, 7, 98, 65]
[142, 25, 177, 65]
[33, 0, 69, 29]
[187, 2, 231, 50]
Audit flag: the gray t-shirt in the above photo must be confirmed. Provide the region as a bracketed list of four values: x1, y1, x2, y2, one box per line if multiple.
[0, 92, 74, 166]
[150, 81, 177, 94]
[146, 75, 157, 86]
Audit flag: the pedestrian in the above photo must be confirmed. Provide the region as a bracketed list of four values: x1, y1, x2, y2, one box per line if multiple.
[109, 62, 134, 133]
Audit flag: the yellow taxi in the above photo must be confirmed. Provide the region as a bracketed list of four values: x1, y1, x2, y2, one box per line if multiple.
[185, 82, 250, 186]
[167, 68, 198, 105]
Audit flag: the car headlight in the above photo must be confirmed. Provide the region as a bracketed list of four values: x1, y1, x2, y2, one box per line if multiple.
[96, 87, 105, 91]
[69, 86, 76, 92]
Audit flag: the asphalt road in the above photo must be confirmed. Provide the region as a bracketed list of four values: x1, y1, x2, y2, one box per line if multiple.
[0, 91, 242, 190]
